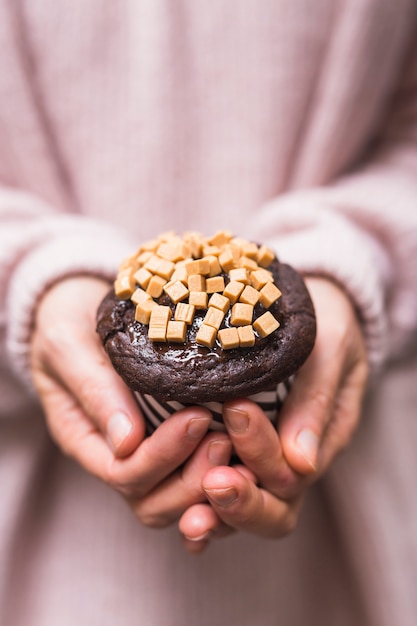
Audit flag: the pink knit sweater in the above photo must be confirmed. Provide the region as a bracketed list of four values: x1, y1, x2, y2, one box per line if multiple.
[1, 2, 417, 625]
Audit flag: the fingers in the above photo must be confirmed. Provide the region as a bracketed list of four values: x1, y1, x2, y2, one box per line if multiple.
[179, 504, 233, 554]
[222, 399, 304, 500]
[202, 466, 303, 538]
[106, 407, 213, 498]
[129, 430, 232, 527]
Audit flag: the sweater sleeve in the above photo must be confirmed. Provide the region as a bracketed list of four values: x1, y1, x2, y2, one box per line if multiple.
[1, 188, 134, 403]
[252, 40, 417, 371]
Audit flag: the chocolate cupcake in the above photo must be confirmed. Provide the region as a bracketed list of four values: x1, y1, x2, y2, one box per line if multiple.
[96, 230, 316, 431]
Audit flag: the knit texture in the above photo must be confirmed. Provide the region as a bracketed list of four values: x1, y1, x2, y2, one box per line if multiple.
[1, 2, 417, 625]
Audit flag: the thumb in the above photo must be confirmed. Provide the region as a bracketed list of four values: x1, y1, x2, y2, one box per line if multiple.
[278, 276, 369, 475]
[278, 343, 339, 476]
[31, 277, 145, 458]
[68, 333, 146, 457]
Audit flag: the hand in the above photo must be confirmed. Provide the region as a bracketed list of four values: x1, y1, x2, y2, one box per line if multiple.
[30, 276, 232, 527]
[179, 277, 369, 552]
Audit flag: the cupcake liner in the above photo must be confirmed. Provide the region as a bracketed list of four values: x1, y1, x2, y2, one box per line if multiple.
[134, 378, 293, 434]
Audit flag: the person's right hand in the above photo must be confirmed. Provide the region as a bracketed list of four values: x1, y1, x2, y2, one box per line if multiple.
[30, 276, 232, 528]
[178, 276, 369, 552]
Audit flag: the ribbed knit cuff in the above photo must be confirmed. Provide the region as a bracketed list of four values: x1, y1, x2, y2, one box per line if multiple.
[251, 199, 391, 372]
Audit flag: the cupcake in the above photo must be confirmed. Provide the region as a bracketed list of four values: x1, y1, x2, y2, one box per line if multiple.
[96, 230, 316, 431]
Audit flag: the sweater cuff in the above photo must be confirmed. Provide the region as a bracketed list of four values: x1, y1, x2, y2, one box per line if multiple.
[6, 228, 134, 391]
[252, 201, 391, 371]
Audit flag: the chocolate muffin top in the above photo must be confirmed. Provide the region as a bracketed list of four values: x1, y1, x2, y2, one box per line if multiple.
[96, 231, 316, 404]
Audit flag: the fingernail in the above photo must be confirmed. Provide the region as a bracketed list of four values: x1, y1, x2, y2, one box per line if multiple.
[296, 429, 319, 470]
[204, 487, 238, 507]
[223, 408, 249, 433]
[208, 440, 232, 466]
[186, 416, 210, 440]
[107, 412, 133, 452]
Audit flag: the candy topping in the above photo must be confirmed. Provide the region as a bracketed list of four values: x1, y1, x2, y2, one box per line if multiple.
[114, 230, 282, 349]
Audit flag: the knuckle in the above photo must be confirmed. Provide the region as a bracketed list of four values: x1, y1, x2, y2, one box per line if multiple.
[104, 463, 144, 498]
[274, 475, 305, 501]
[77, 377, 101, 411]
[307, 387, 333, 416]
[241, 446, 268, 468]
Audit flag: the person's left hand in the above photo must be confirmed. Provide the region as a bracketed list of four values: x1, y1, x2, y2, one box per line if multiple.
[178, 277, 369, 553]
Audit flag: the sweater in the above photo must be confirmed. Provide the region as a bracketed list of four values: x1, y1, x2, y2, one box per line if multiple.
[1, 2, 417, 625]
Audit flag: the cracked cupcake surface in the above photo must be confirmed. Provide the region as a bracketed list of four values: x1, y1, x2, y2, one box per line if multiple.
[96, 231, 316, 404]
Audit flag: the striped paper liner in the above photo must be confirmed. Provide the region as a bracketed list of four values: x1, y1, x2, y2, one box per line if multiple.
[134, 378, 293, 433]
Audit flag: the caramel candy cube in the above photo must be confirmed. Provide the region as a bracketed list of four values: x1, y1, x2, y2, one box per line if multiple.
[135, 300, 157, 324]
[189, 291, 208, 309]
[207, 230, 233, 247]
[148, 326, 167, 341]
[202, 245, 221, 257]
[167, 320, 187, 343]
[185, 258, 210, 276]
[146, 275, 167, 298]
[150, 305, 171, 326]
[229, 268, 249, 285]
[170, 266, 188, 284]
[148, 322, 167, 341]
[163, 280, 189, 304]
[259, 282, 282, 308]
[239, 256, 259, 271]
[157, 242, 187, 263]
[238, 325, 256, 348]
[209, 293, 230, 314]
[219, 248, 235, 272]
[203, 307, 225, 330]
[250, 269, 274, 290]
[230, 236, 247, 248]
[218, 327, 239, 350]
[183, 233, 204, 259]
[133, 267, 152, 289]
[114, 272, 135, 299]
[257, 244, 275, 267]
[241, 241, 258, 259]
[239, 285, 260, 307]
[230, 303, 254, 326]
[229, 244, 243, 263]
[144, 255, 175, 280]
[156, 242, 177, 262]
[174, 302, 195, 325]
[140, 238, 159, 252]
[131, 287, 152, 305]
[253, 311, 280, 337]
[144, 254, 164, 274]
[206, 276, 225, 293]
[196, 324, 217, 348]
[223, 281, 245, 304]
[206, 255, 222, 277]
[136, 250, 153, 266]
[188, 274, 206, 292]
[154, 259, 175, 280]
[148, 305, 170, 340]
